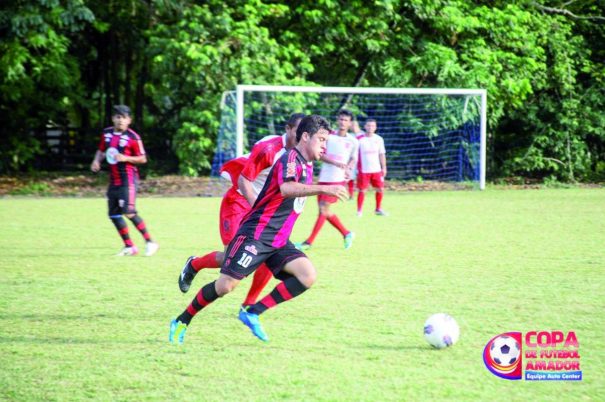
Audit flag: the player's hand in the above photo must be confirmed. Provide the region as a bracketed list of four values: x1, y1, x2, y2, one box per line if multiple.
[115, 153, 127, 162]
[324, 184, 348, 201]
[90, 160, 100, 172]
[344, 168, 352, 180]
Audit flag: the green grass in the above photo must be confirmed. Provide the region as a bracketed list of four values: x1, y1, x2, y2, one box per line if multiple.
[1, 189, 604, 401]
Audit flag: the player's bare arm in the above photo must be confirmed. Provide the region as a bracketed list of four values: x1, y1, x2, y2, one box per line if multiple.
[238, 175, 257, 206]
[348, 153, 358, 169]
[90, 150, 105, 172]
[320, 154, 346, 169]
[280, 181, 348, 201]
[380, 153, 387, 177]
[115, 154, 147, 164]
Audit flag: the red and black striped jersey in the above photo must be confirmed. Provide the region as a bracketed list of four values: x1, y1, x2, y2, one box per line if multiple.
[98, 127, 145, 186]
[237, 148, 313, 248]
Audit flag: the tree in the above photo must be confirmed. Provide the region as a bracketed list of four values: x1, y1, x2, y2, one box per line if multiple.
[0, 0, 603, 181]
[147, 1, 312, 175]
[0, 0, 94, 171]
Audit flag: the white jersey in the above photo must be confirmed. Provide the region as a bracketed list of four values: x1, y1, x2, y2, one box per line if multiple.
[358, 134, 386, 173]
[318, 132, 358, 182]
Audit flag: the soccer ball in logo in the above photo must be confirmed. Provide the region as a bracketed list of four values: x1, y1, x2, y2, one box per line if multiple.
[490, 336, 520, 366]
[423, 313, 460, 349]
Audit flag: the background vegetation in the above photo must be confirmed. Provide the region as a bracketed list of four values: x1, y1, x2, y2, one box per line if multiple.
[1, 0, 604, 180]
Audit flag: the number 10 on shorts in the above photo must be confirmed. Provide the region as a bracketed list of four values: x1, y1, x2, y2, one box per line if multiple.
[237, 253, 253, 268]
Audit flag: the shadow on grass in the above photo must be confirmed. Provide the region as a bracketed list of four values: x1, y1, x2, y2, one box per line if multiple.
[0, 335, 163, 345]
[356, 342, 430, 352]
[0, 313, 119, 321]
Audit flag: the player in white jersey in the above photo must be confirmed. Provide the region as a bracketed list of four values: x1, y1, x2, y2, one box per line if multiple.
[356, 119, 387, 216]
[295, 109, 358, 250]
[346, 119, 364, 199]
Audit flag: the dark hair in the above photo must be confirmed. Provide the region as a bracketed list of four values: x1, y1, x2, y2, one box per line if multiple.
[365, 118, 377, 124]
[296, 115, 331, 142]
[113, 105, 131, 117]
[286, 113, 306, 129]
[338, 109, 353, 119]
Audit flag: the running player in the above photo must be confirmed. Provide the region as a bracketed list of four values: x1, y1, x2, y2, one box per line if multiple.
[178, 114, 305, 310]
[356, 118, 388, 216]
[90, 105, 159, 256]
[295, 109, 358, 250]
[169, 114, 348, 343]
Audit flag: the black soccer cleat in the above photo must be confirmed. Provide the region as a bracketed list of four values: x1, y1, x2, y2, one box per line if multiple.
[178, 256, 197, 293]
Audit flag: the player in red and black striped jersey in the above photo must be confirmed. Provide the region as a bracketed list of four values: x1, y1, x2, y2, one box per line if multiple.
[90, 105, 158, 257]
[169, 115, 348, 344]
[178, 114, 304, 312]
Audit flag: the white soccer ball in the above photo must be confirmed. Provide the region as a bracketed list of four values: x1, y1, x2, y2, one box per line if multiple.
[490, 335, 520, 366]
[423, 313, 460, 349]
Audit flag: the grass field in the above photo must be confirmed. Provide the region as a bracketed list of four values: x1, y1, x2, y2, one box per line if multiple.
[1, 189, 604, 400]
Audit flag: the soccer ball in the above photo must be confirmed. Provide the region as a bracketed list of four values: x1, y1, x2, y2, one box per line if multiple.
[490, 336, 520, 366]
[423, 313, 460, 349]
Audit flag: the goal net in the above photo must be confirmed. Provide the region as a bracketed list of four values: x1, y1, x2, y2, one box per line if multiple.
[212, 85, 487, 189]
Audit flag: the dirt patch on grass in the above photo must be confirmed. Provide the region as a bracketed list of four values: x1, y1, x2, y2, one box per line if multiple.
[0, 173, 601, 197]
[0, 174, 230, 197]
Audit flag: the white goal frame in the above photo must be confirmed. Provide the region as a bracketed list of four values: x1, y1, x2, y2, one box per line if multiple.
[235, 84, 487, 189]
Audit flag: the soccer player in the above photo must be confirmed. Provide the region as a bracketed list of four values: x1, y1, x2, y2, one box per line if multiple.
[295, 109, 358, 251]
[356, 119, 387, 216]
[178, 114, 305, 311]
[346, 119, 364, 199]
[90, 105, 159, 256]
[169, 114, 348, 344]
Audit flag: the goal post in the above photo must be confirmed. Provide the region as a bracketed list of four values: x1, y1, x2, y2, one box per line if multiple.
[214, 84, 487, 189]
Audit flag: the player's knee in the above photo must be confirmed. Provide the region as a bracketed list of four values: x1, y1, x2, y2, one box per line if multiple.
[215, 276, 238, 296]
[125, 213, 136, 219]
[297, 266, 317, 288]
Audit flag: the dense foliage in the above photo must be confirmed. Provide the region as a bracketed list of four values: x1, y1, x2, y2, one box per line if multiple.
[1, 0, 603, 180]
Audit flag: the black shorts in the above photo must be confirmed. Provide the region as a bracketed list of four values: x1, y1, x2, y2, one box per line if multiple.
[107, 185, 137, 216]
[220, 235, 307, 280]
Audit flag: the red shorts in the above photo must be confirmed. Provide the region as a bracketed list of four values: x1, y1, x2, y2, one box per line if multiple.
[219, 188, 250, 246]
[357, 172, 384, 190]
[317, 181, 346, 204]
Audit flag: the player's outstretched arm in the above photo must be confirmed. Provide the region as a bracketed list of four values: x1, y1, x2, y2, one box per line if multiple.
[280, 181, 348, 201]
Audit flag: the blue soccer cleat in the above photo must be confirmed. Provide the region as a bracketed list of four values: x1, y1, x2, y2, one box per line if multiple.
[238, 307, 269, 342]
[344, 231, 355, 249]
[294, 241, 311, 251]
[169, 319, 188, 345]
